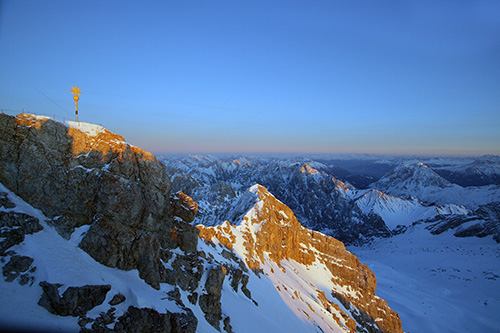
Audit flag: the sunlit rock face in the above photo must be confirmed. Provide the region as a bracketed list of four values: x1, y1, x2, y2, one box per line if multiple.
[0, 113, 199, 289]
[198, 184, 403, 333]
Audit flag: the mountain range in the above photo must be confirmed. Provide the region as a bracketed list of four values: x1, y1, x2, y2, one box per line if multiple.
[1, 113, 499, 332]
[0, 113, 403, 332]
[160, 155, 499, 244]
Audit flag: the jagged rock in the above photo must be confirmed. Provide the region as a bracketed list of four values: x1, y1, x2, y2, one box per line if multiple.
[169, 219, 200, 254]
[0, 114, 201, 290]
[108, 293, 126, 306]
[229, 268, 243, 292]
[221, 249, 248, 272]
[198, 185, 403, 333]
[169, 306, 198, 333]
[2, 254, 34, 282]
[426, 202, 500, 242]
[38, 281, 111, 317]
[0, 211, 43, 255]
[91, 307, 117, 331]
[164, 253, 204, 292]
[240, 274, 252, 301]
[113, 306, 197, 333]
[188, 292, 198, 305]
[166, 288, 182, 302]
[78, 217, 172, 289]
[48, 215, 80, 240]
[0, 192, 15, 209]
[199, 265, 226, 330]
[223, 316, 233, 333]
[171, 191, 198, 223]
[78, 316, 94, 329]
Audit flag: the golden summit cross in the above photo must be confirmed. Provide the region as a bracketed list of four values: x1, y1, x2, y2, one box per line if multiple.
[71, 86, 81, 122]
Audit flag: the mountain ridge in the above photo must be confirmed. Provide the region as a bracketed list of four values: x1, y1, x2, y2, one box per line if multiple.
[0, 113, 402, 332]
[198, 184, 402, 332]
[163, 156, 476, 243]
[373, 162, 500, 208]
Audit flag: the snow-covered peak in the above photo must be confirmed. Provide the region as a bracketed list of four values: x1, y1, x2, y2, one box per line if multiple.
[299, 163, 320, 175]
[372, 162, 500, 208]
[375, 163, 454, 194]
[248, 183, 262, 194]
[354, 188, 469, 230]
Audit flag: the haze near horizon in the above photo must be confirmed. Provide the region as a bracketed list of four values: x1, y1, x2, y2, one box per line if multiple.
[0, 1, 499, 156]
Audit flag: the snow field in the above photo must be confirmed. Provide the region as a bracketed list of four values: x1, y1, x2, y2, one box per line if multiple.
[349, 226, 500, 333]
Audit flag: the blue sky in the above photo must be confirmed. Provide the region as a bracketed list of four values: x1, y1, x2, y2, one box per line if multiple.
[1, 1, 499, 156]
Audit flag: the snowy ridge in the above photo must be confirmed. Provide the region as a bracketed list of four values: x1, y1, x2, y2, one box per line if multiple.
[373, 163, 500, 208]
[354, 189, 469, 230]
[198, 184, 403, 332]
[0, 182, 362, 332]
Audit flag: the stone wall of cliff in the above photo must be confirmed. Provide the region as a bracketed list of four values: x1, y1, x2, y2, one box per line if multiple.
[0, 113, 199, 289]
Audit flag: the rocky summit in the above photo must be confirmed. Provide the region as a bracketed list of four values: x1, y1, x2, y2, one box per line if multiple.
[198, 185, 402, 333]
[0, 113, 402, 332]
[0, 113, 200, 289]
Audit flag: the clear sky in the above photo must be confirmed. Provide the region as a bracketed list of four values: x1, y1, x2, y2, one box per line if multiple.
[1, 1, 499, 156]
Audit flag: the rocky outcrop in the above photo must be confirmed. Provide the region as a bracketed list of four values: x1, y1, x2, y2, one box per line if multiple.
[199, 265, 226, 330]
[108, 293, 126, 306]
[0, 192, 41, 286]
[38, 281, 111, 317]
[0, 113, 199, 289]
[0, 210, 43, 255]
[425, 201, 500, 243]
[198, 184, 403, 333]
[112, 306, 197, 333]
[171, 191, 199, 223]
[2, 254, 35, 284]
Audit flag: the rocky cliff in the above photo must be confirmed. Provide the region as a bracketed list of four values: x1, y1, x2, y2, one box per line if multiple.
[198, 185, 403, 333]
[0, 113, 200, 290]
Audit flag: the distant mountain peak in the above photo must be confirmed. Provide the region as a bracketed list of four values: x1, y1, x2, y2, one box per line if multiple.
[299, 163, 320, 175]
[379, 162, 453, 190]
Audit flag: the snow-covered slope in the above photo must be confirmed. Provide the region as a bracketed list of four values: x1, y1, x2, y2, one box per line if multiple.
[354, 189, 469, 230]
[349, 222, 500, 333]
[373, 163, 500, 208]
[431, 154, 500, 186]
